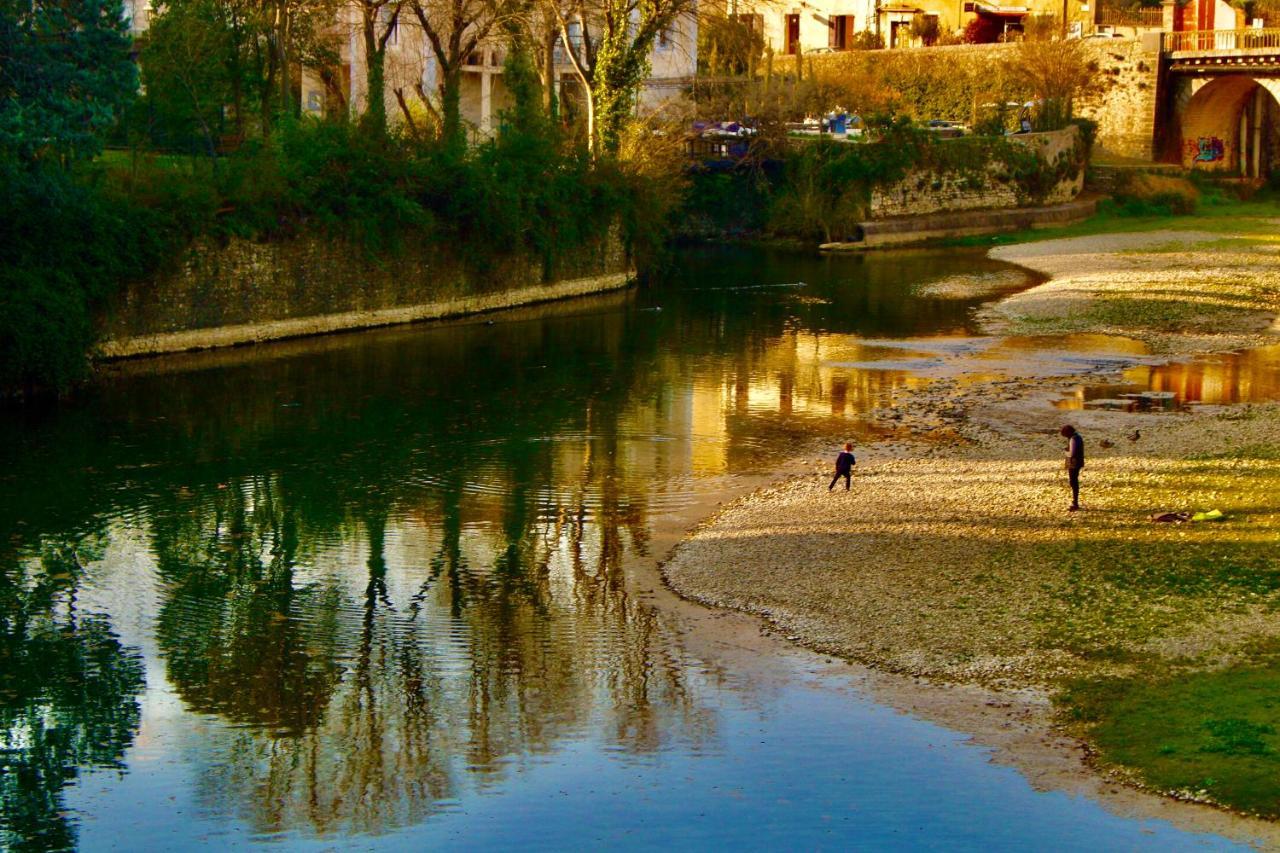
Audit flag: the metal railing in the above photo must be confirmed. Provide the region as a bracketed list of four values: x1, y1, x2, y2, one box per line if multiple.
[1162, 27, 1280, 52]
[1098, 6, 1163, 28]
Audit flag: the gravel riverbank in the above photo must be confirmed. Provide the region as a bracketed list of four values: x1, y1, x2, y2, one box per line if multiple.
[662, 224, 1280, 821]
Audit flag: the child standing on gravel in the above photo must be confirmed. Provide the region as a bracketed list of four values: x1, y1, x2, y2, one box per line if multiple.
[829, 442, 857, 491]
[1061, 424, 1084, 511]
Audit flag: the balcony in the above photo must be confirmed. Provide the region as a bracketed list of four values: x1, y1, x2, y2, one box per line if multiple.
[1162, 27, 1280, 54]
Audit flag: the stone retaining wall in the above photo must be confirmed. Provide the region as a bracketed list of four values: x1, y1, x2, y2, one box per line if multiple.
[869, 126, 1085, 219]
[1076, 38, 1163, 161]
[98, 231, 631, 358]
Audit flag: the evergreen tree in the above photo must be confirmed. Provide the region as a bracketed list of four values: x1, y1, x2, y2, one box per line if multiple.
[0, 0, 136, 164]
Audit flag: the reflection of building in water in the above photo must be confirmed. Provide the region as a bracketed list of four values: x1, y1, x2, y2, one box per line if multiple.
[1059, 346, 1280, 409]
[651, 331, 927, 474]
[1125, 345, 1280, 405]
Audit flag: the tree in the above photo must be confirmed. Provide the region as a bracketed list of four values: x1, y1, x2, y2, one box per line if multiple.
[348, 0, 404, 130]
[262, 0, 342, 129]
[409, 0, 522, 149]
[0, 0, 136, 164]
[1005, 35, 1101, 129]
[140, 0, 238, 155]
[961, 14, 1002, 44]
[909, 13, 939, 46]
[697, 12, 763, 76]
[549, 0, 694, 154]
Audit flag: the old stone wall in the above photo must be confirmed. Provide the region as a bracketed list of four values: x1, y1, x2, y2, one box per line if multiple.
[869, 126, 1085, 219]
[810, 40, 1161, 161]
[1076, 38, 1162, 160]
[98, 230, 631, 358]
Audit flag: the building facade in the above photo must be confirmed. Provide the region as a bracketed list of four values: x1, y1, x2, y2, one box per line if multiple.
[126, 1, 697, 138]
[738, 0, 1094, 53]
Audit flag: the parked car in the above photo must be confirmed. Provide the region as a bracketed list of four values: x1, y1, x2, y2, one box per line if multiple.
[925, 119, 965, 138]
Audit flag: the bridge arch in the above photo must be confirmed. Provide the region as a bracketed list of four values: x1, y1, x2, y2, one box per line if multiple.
[1176, 75, 1280, 175]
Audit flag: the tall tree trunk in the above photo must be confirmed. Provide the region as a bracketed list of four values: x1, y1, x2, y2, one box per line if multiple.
[440, 65, 463, 150]
[365, 50, 386, 130]
[542, 28, 558, 118]
[260, 40, 276, 136]
[276, 7, 293, 119]
[362, 17, 385, 131]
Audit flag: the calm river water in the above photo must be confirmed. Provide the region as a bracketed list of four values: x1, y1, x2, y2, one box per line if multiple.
[1, 247, 1268, 850]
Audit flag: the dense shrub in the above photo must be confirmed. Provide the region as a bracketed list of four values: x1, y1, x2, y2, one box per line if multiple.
[760, 119, 1079, 241]
[1113, 173, 1200, 216]
[799, 47, 1016, 125]
[0, 162, 183, 394]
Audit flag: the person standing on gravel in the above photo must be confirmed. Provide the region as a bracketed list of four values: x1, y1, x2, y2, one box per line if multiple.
[829, 442, 857, 491]
[1061, 425, 1084, 511]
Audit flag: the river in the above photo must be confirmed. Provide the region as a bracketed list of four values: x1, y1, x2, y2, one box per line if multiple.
[1, 246, 1271, 850]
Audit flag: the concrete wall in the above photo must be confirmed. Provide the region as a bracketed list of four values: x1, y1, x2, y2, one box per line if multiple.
[1075, 38, 1162, 160]
[98, 231, 631, 358]
[869, 126, 1085, 218]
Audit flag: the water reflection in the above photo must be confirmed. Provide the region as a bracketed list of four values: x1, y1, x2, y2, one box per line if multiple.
[0, 540, 144, 851]
[1056, 344, 1280, 409]
[0, 247, 1042, 844]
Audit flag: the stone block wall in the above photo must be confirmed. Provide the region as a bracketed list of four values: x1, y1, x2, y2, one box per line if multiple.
[1076, 39, 1162, 160]
[98, 230, 631, 358]
[869, 126, 1085, 219]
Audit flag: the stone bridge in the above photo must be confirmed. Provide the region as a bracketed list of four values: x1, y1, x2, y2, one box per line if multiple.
[1160, 28, 1280, 176]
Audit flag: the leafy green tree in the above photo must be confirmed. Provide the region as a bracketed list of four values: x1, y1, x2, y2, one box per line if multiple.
[139, 0, 237, 154]
[550, 0, 692, 154]
[0, 0, 136, 164]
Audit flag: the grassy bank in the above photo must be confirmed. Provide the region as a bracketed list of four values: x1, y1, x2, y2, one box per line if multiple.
[662, 220, 1280, 819]
[950, 194, 1280, 249]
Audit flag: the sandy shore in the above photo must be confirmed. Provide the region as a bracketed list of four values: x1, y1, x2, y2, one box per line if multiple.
[662, 225, 1280, 826]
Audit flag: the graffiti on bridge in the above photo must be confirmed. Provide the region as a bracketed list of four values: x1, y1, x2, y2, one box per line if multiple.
[1184, 136, 1227, 163]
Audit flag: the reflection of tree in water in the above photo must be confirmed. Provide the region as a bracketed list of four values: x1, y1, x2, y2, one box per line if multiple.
[151, 477, 346, 734]
[149, 422, 714, 838]
[0, 540, 145, 851]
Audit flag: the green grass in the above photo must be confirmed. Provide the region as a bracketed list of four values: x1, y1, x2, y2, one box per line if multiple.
[1192, 444, 1280, 462]
[1061, 661, 1280, 817]
[942, 197, 1280, 250]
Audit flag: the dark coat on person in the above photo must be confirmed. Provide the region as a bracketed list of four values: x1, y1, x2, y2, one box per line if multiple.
[1065, 433, 1084, 470]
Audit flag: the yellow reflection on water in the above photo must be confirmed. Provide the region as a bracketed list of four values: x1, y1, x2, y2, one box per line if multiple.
[1057, 345, 1280, 409]
[1126, 345, 1280, 404]
[985, 334, 1152, 357]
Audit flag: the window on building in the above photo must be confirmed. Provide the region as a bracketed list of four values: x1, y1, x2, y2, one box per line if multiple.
[785, 13, 800, 54]
[828, 14, 855, 49]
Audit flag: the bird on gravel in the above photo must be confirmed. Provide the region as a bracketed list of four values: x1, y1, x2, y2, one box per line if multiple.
[1099, 439, 1114, 449]
[1128, 429, 1141, 442]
